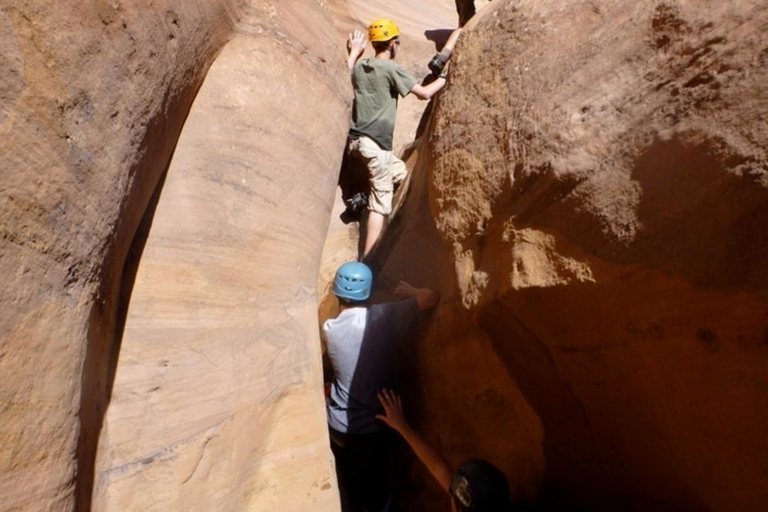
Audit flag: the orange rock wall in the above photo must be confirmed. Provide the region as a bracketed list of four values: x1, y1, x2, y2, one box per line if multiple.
[4, 0, 766, 510]
[375, 0, 768, 509]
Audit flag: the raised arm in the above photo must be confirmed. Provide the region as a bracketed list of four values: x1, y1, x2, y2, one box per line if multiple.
[347, 30, 367, 70]
[376, 390, 454, 492]
[418, 27, 462, 99]
[395, 281, 440, 311]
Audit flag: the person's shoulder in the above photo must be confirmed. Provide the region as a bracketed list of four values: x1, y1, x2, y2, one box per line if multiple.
[370, 299, 419, 336]
[385, 60, 409, 73]
[373, 298, 418, 314]
[351, 58, 366, 73]
[323, 309, 352, 328]
[368, 58, 402, 72]
[322, 316, 337, 336]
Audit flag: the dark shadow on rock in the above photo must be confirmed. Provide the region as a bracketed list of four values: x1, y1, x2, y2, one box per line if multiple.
[415, 101, 435, 141]
[479, 287, 712, 511]
[626, 132, 768, 295]
[75, 166, 167, 511]
[339, 146, 369, 206]
[73, 79, 198, 508]
[424, 29, 454, 51]
[73, 54, 209, 506]
[504, 131, 768, 299]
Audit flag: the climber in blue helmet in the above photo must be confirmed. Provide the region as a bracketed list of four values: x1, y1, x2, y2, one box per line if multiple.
[377, 389, 512, 512]
[324, 261, 440, 512]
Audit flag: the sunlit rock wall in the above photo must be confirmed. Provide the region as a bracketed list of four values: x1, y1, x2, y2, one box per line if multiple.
[1, 1, 349, 510]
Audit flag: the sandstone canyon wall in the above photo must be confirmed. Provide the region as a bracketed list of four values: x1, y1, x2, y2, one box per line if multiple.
[1, 1, 349, 510]
[371, 0, 768, 510]
[3, 0, 767, 511]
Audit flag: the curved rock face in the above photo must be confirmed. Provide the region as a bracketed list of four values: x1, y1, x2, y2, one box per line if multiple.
[4, 0, 767, 510]
[1, 1, 348, 510]
[90, 4, 350, 511]
[375, 0, 767, 510]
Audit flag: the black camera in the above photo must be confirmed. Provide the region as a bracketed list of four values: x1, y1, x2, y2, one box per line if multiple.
[344, 192, 368, 213]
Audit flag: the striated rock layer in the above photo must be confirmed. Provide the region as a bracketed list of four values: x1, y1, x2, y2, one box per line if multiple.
[374, 0, 768, 510]
[1, 1, 349, 510]
[4, 0, 766, 510]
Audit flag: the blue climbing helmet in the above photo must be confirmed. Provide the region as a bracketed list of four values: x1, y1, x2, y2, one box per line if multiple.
[332, 262, 373, 302]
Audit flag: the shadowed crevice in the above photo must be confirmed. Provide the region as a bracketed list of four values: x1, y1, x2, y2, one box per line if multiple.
[74, 77, 202, 511]
[75, 166, 167, 511]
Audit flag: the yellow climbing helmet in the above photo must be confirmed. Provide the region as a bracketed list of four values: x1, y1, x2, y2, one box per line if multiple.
[368, 18, 400, 42]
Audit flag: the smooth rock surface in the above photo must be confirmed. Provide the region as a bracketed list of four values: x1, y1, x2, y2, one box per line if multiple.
[2, 1, 349, 510]
[92, 6, 350, 509]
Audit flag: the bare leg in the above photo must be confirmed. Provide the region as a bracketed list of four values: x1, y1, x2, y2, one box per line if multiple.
[363, 211, 386, 257]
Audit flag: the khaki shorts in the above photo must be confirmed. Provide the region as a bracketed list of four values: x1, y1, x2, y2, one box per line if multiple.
[348, 136, 408, 215]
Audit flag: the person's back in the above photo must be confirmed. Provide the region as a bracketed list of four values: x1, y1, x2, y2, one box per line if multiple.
[324, 298, 418, 434]
[349, 58, 415, 152]
[324, 261, 440, 512]
[344, 20, 452, 257]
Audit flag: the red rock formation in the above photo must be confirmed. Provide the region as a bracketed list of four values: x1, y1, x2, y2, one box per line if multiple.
[1, 1, 349, 510]
[4, 0, 766, 510]
[373, 0, 768, 510]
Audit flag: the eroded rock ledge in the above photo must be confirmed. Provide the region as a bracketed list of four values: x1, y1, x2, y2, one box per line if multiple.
[376, 1, 768, 510]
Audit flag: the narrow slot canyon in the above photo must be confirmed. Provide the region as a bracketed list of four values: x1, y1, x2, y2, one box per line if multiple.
[2, 1, 767, 512]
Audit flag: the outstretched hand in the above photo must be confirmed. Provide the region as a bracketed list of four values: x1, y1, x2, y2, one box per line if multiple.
[377, 389, 455, 493]
[376, 389, 409, 433]
[347, 30, 366, 56]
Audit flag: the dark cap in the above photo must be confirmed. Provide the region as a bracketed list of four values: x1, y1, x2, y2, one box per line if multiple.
[450, 459, 511, 512]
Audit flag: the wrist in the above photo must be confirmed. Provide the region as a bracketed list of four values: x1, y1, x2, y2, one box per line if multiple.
[397, 423, 415, 438]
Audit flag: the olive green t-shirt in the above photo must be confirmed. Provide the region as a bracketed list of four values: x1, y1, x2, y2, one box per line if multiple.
[349, 58, 418, 151]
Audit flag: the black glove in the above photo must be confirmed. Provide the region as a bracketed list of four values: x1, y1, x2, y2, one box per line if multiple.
[428, 53, 448, 77]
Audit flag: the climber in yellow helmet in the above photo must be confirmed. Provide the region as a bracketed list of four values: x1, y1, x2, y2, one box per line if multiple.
[345, 18, 456, 259]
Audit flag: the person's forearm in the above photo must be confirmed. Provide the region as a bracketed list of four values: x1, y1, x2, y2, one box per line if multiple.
[396, 282, 440, 310]
[396, 424, 454, 492]
[348, 52, 362, 70]
[404, 288, 440, 310]
[444, 27, 463, 53]
[411, 77, 446, 100]
[424, 78, 446, 99]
